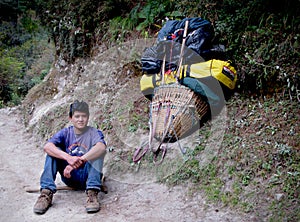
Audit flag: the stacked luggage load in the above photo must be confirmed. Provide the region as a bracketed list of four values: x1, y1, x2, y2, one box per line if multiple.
[140, 17, 238, 142]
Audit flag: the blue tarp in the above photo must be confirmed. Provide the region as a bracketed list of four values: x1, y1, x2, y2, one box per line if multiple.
[157, 17, 212, 42]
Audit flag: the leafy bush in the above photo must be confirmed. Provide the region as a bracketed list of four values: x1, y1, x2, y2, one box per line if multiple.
[36, 0, 137, 61]
[0, 6, 54, 106]
[172, 0, 300, 98]
[0, 54, 25, 104]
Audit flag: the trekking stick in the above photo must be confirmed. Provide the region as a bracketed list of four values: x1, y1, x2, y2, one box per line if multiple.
[25, 177, 108, 193]
[25, 185, 75, 193]
[176, 20, 189, 78]
[161, 45, 166, 85]
[25, 184, 108, 194]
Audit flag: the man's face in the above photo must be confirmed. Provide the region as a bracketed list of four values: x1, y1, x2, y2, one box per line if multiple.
[70, 111, 89, 132]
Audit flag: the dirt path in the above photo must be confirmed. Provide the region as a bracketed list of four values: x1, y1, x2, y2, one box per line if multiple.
[0, 107, 254, 222]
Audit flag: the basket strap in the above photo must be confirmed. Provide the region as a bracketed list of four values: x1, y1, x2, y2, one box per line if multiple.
[169, 115, 186, 155]
[153, 144, 167, 165]
[132, 142, 149, 163]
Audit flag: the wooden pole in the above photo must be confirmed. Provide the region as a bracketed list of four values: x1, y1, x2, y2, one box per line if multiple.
[25, 176, 108, 194]
[25, 184, 108, 194]
[176, 20, 189, 79]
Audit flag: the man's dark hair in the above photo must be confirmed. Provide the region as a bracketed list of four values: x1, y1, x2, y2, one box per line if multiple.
[69, 100, 89, 118]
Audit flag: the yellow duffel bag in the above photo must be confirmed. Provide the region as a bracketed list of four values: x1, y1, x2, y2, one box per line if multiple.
[140, 59, 237, 97]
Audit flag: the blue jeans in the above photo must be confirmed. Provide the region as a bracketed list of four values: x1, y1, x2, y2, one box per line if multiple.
[40, 154, 104, 193]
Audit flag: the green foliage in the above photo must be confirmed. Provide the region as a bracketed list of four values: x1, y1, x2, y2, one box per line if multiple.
[0, 53, 25, 104]
[127, 112, 148, 132]
[172, 0, 300, 98]
[20, 11, 39, 33]
[104, 16, 133, 43]
[0, 21, 32, 47]
[0, 19, 53, 106]
[35, 0, 183, 58]
[0, 0, 55, 106]
[36, 0, 135, 61]
[0, 32, 54, 106]
[134, 0, 174, 31]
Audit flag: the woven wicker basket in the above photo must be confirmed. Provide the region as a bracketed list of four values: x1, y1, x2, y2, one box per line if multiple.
[150, 83, 209, 142]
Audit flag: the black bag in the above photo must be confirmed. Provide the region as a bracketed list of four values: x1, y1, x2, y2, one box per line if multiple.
[141, 17, 217, 74]
[141, 46, 162, 74]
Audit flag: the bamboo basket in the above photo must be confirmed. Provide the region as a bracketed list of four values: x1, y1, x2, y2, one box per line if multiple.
[150, 83, 209, 142]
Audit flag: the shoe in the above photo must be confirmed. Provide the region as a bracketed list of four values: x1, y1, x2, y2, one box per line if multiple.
[33, 189, 53, 214]
[86, 189, 100, 213]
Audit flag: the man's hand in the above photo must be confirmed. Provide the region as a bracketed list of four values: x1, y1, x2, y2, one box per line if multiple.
[63, 165, 74, 178]
[79, 156, 87, 163]
[67, 155, 84, 169]
[44, 142, 85, 168]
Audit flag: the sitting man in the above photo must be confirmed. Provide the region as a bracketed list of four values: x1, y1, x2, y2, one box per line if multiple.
[33, 100, 106, 214]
